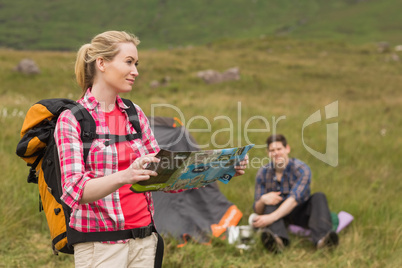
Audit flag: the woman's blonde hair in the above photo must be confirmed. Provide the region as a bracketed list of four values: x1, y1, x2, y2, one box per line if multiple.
[75, 31, 140, 97]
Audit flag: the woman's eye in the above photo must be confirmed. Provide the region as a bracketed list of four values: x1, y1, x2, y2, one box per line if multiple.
[126, 59, 138, 66]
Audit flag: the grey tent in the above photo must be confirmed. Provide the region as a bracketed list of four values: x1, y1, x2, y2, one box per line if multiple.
[149, 117, 243, 245]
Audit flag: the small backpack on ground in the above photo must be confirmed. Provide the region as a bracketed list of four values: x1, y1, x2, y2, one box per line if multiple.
[16, 98, 143, 255]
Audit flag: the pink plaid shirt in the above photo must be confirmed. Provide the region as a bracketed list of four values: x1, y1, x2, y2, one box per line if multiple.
[54, 89, 160, 233]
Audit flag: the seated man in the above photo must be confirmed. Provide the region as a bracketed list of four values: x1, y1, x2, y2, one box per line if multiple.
[252, 134, 338, 253]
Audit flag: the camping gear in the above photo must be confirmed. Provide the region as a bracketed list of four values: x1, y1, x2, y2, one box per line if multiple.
[227, 225, 254, 250]
[149, 117, 243, 245]
[336, 211, 354, 233]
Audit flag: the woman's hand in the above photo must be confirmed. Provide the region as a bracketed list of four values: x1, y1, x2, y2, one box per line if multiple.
[234, 154, 249, 177]
[121, 154, 160, 185]
[80, 154, 160, 204]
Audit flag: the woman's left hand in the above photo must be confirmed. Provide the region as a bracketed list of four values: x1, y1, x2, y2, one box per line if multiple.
[234, 154, 249, 177]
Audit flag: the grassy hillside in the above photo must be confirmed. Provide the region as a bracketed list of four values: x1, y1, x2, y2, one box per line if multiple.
[293, 0, 402, 45]
[1, 0, 402, 51]
[1, 36, 402, 267]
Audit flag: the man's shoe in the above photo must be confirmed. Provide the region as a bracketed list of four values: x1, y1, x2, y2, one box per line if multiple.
[317, 231, 339, 249]
[261, 229, 285, 253]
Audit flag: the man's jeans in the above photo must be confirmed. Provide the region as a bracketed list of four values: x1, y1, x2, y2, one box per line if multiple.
[263, 192, 332, 245]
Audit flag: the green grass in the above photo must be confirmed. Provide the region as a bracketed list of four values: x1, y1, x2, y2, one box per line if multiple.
[1, 36, 402, 267]
[1, 0, 402, 51]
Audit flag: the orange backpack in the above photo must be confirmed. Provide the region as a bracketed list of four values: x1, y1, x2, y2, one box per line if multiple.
[16, 98, 142, 254]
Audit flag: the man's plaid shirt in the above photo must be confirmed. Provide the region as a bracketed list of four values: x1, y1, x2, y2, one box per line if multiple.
[254, 158, 311, 209]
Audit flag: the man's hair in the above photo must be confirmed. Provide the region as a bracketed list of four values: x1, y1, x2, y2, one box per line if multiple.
[266, 134, 287, 148]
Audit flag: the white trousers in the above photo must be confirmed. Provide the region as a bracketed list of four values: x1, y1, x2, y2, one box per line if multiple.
[73, 233, 158, 268]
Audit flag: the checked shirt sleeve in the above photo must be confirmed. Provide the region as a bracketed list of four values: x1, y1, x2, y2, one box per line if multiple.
[253, 166, 268, 211]
[289, 161, 311, 204]
[54, 109, 99, 210]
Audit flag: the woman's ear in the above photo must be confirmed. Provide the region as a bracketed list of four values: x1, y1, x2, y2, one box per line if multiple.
[96, 57, 106, 72]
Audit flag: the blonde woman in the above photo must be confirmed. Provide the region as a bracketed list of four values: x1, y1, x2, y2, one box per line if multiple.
[55, 30, 248, 267]
[55, 31, 163, 267]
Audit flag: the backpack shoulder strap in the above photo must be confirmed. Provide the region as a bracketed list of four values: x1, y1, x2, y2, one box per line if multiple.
[121, 98, 142, 137]
[68, 103, 97, 162]
[97, 98, 141, 146]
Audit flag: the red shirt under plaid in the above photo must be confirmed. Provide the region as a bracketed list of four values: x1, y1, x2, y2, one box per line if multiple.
[55, 89, 159, 234]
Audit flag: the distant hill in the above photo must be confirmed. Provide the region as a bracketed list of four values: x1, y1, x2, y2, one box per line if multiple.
[1, 0, 401, 51]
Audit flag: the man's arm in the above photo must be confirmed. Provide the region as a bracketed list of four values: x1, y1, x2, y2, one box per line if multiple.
[252, 197, 298, 228]
[289, 160, 311, 203]
[254, 191, 283, 215]
[254, 197, 266, 215]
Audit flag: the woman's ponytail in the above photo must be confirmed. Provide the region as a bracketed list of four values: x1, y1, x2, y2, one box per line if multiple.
[75, 43, 94, 97]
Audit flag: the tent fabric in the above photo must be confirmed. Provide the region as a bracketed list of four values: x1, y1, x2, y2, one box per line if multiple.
[152, 184, 238, 243]
[148, 117, 199, 152]
[149, 117, 242, 244]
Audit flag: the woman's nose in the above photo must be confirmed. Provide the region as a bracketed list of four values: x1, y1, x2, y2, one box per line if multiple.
[131, 66, 139, 76]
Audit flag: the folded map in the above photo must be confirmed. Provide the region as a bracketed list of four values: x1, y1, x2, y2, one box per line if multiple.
[130, 144, 254, 193]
